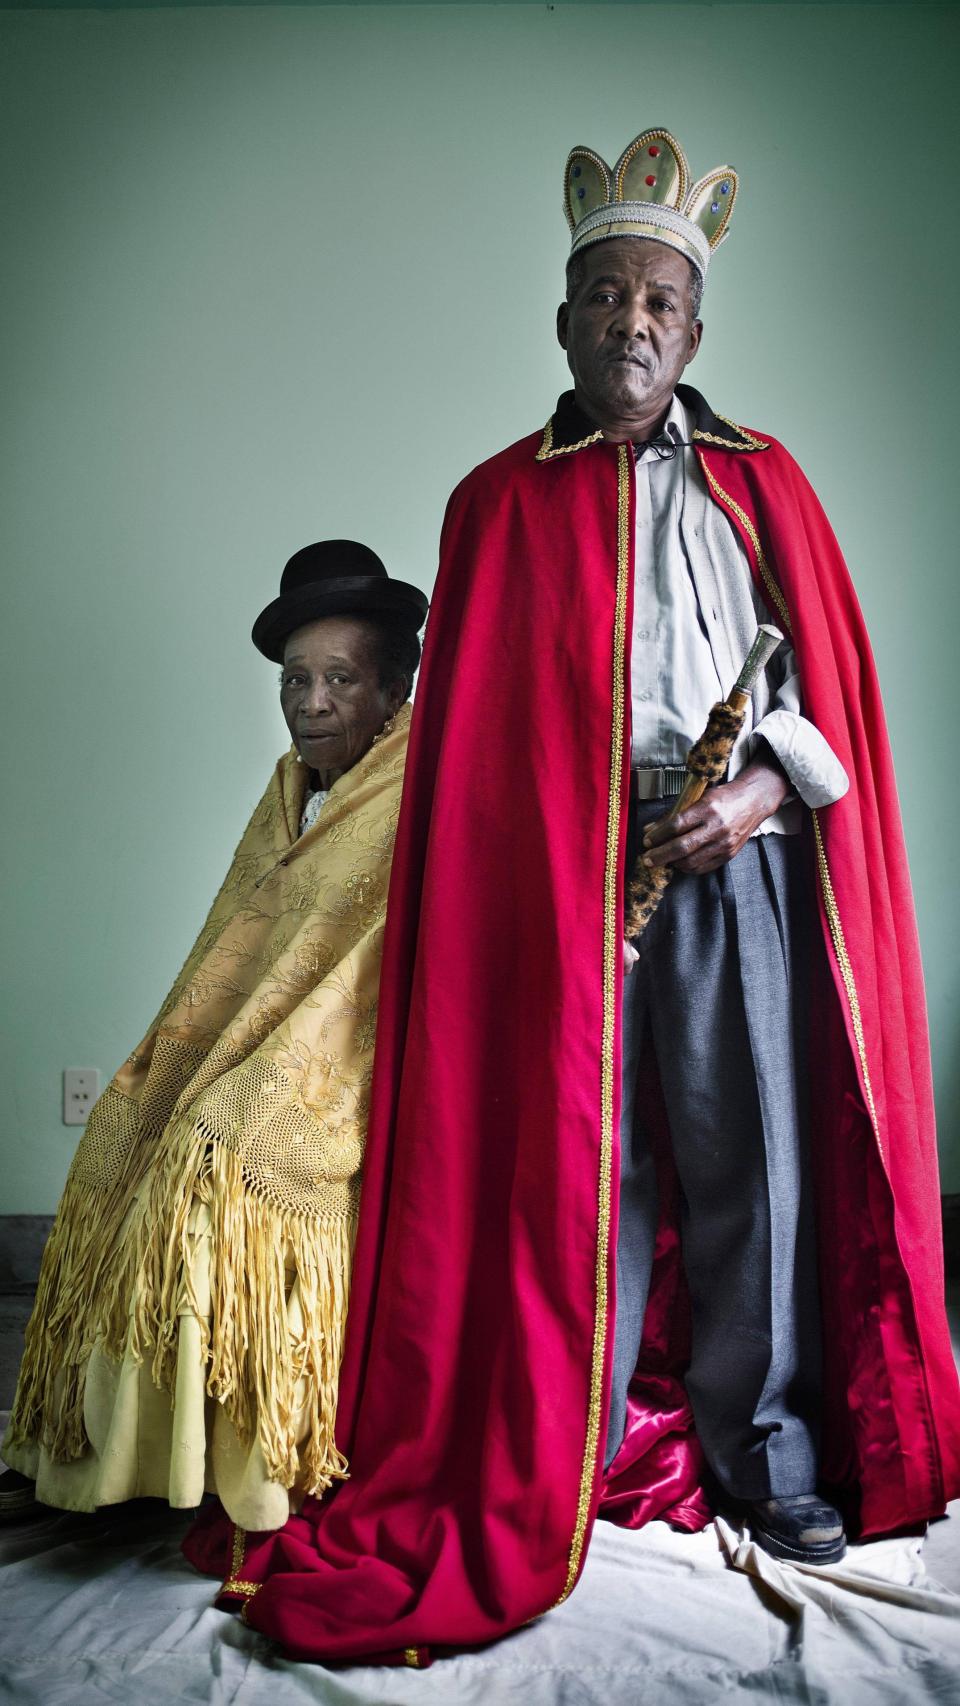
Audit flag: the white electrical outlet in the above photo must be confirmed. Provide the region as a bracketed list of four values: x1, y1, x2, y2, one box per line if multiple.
[63, 1068, 101, 1126]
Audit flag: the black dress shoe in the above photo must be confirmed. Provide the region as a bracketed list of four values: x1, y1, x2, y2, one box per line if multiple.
[741, 1494, 847, 1565]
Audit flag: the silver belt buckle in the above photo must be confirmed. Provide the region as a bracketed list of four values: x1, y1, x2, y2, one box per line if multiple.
[632, 766, 686, 800]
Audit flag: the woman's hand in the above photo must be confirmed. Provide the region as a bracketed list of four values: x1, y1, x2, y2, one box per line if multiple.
[641, 753, 789, 876]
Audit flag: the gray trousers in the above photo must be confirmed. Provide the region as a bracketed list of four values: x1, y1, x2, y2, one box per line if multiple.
[604, 800, 822, 1499]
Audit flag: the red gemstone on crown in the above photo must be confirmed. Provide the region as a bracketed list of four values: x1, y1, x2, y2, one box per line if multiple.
[649, 146, 660, 157]
[645, 175, 656, 186]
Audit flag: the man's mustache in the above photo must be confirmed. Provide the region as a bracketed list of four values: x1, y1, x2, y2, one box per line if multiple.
[606, 346, 651, 368]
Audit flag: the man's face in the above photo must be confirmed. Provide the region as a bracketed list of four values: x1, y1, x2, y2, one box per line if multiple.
[556, 238, 702, 439]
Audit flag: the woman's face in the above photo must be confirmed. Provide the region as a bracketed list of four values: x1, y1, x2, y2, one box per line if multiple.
[280, 617, 402, 779]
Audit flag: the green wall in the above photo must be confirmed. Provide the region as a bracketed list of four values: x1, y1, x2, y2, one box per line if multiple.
[1, 2, 958, 1209]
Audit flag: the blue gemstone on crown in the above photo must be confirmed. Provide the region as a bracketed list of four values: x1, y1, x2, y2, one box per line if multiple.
[721, 182, 730, 194]
[577, 187, 585, 200]
[711, 201, 720, 214]
[572, 166, 582, 179]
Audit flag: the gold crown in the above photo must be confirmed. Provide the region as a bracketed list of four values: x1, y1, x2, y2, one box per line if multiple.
[564, 127, 738, 279]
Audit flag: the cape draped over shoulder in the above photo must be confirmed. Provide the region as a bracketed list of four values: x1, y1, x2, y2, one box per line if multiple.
[183, 389, 960, 1666]
[6, 707, 411, 1520]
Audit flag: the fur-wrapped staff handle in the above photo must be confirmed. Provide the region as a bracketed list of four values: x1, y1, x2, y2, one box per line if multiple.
[624, 624, 783, 941]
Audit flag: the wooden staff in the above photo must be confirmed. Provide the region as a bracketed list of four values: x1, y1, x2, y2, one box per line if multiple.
[624, 623, 783, 942]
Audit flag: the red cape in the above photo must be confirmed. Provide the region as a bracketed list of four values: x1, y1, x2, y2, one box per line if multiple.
[184, 387, 960, 1666]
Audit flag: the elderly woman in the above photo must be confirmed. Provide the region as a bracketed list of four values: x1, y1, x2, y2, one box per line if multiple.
[2, 540, 427, 1531]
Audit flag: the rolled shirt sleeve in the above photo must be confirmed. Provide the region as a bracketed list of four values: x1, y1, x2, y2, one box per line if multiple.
[752, 644, 849, 808]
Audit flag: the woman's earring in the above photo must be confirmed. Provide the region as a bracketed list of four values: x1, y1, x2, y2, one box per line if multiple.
[372, 713, 396, 749]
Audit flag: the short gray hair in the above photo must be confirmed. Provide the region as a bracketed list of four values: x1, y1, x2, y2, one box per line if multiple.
[564, 248, 703, 319]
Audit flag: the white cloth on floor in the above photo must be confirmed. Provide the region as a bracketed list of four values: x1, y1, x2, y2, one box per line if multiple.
[1, 1477, 958, 1705]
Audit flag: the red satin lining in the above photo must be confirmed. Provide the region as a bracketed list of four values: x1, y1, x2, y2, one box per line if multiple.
[601, 1372, 710, 1532]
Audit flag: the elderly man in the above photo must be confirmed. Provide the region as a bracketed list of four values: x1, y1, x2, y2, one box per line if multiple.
[184, 130, 960, 1667]
[557, 196, 850, 1562]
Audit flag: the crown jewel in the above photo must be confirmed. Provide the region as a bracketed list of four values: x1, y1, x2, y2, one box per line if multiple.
[565, 127, 738, 280]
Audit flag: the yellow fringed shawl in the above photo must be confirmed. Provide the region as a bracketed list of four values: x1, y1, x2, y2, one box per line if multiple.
[7, 705, 411, 1498]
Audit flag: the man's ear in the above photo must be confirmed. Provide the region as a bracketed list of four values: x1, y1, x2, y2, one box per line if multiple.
[685, 318, 703, 366]
[556, 302, 569, 350]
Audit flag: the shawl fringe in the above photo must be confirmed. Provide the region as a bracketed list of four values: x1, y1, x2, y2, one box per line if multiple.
[9, 1095, 356, 1496]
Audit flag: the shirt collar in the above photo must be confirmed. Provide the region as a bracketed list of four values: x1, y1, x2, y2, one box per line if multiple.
[535, 384, 768, 462]
[633, 392, 691, 466]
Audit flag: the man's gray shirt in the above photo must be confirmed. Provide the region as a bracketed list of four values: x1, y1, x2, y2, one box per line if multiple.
[630, 394, 848, 834]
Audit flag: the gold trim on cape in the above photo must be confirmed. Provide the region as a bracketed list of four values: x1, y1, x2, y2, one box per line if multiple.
[223, 1524, 261, 1600]
[697, 458, 792, 635]
[699, 455, 881, 1148]
[536, 406, 766, 465]
[692, 415, 769, 453]
[555, 442, 630, 1604]
[811, 810, 881, 1145]
[536, 416, 604, 461]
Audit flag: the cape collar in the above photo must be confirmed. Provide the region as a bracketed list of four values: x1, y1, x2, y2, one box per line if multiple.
[535, 385, 768, 461]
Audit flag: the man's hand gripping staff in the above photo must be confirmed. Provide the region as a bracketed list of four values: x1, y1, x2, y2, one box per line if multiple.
[622, 624, 783, 968]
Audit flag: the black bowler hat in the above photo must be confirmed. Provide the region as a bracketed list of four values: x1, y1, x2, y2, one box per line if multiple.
[252, 539, 429, 663]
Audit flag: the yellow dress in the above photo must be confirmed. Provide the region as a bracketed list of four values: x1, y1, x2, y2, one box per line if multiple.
[3, 709, 410, 1529]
